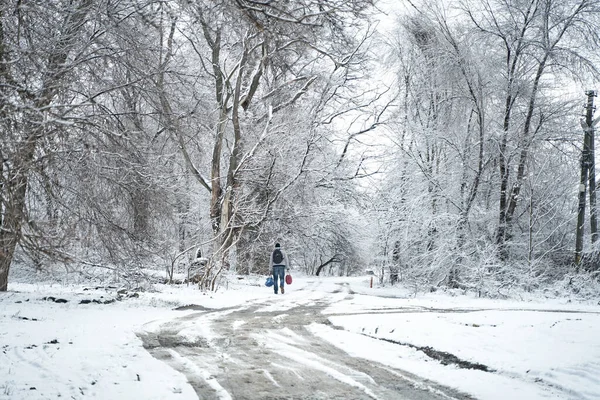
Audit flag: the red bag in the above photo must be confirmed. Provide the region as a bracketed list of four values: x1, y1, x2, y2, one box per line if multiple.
[285, 274, 292, 285]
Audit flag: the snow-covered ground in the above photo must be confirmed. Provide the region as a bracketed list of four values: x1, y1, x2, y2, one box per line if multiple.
[1, 274, 599, 399]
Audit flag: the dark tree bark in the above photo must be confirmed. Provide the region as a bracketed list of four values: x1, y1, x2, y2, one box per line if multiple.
[315, 256, 340, 276]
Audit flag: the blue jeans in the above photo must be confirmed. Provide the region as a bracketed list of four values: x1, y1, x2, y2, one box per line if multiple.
[272, 266, 285, 294]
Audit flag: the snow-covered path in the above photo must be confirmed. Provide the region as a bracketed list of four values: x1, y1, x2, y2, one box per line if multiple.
[2, 275, 599, 399]
[137, 278, 600, 400]
[139, 279, 471, 400]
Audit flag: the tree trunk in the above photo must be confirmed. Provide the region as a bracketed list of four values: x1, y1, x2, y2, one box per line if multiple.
[493, 0, 536, 260]
[218, 39, 249, 263]
[0, 171, 28, 291]
[503, 57, 548, 238]
[315, 256, 338, 276]
[210, 107, 227, 235]
[0, 0, 93, 291]
[496, 0, 577, 258]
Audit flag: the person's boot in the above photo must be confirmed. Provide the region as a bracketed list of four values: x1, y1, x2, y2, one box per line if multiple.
[281, 287, 284, 294]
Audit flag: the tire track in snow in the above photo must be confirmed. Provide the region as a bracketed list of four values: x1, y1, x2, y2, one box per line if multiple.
[138, 285, 474, 400]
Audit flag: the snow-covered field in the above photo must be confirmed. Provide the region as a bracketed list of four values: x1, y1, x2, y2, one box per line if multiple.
[1, 274, 599, 399]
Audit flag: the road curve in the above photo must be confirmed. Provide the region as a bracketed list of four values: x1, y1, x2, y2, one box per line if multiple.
[138, 281, 475, 400]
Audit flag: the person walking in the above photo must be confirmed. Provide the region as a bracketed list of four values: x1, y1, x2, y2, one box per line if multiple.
[270, 243, 289, 294]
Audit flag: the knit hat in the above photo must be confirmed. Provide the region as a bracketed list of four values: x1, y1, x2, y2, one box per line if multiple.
[275, 243, 281, 248]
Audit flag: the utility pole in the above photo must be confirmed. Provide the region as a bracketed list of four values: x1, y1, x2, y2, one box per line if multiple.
[575, 90, 598, 267]
[588, 92, 598, 244]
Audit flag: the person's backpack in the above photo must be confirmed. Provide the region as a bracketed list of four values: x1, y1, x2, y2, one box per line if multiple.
[272, 248, 284, 264]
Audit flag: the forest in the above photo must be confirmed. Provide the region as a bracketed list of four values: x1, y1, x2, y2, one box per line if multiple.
[1, 0, 600, 297]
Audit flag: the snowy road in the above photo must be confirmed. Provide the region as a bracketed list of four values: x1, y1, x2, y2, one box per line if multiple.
[3, 277, 599, 399]
[138, 280, 475, 400]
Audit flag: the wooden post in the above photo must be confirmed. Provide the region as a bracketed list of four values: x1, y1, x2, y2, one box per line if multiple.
[370, 276, 373, 288]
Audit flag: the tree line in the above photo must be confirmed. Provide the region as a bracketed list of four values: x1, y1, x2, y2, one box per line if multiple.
[1, 0, 599, 295]
[372, 0, 600, 296]
[0, 0, 375, 291]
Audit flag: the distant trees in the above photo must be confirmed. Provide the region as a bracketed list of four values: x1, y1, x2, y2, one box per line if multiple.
[162, 0, 377, 286]
[375, 0, 600, 293]
[0, 0, 376, 291]
[3, 0, 597, 294]
[462, 0, 600, 260]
